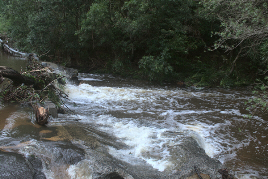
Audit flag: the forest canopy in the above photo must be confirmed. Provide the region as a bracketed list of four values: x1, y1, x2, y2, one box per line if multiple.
[0, 0, 268, 87]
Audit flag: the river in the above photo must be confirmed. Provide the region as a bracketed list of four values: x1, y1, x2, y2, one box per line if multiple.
[0, 51, 267, 178]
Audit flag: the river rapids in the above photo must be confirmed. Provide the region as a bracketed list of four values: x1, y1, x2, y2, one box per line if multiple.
[0, 54, 267, 178]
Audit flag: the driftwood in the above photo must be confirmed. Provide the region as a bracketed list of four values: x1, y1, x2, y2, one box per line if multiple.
[0, 65, 53, 125]
[2, 43, 28, 57]
[33, 105, 49, 125]
[0, 66, 34, 85]
[0, 39, 63, 124]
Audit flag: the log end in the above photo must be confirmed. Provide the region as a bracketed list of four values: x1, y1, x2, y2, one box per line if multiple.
[34, 105, 50, 125]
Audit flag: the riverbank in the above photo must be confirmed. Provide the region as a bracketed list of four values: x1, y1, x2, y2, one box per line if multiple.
[0, 35, 255, 89]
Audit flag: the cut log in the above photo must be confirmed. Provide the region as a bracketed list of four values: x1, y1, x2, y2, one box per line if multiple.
[0, 66, 35, 85]
[34, 105, 49, 125]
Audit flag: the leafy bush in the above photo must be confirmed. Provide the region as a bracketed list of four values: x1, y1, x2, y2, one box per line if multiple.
[0, 15, 9, 34]
[245, 81, 268, 118]
[139, 55, 173, 83]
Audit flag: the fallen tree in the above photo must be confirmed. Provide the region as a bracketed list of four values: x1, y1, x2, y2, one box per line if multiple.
[0, 66, 35, 85]
[0, 56, 67, 125]
[0, 37, 78, 125]
[0, 37, 29, 58]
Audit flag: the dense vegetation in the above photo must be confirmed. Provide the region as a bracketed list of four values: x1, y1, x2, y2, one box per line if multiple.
[0, 0, 267, 89]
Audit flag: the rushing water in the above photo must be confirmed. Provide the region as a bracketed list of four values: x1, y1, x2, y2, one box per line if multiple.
[0, 51, 267, 178]
[63, 74, 268, 178]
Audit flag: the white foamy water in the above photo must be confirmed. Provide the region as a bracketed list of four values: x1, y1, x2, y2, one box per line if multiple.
[96, 115, 174, 171]
[62, 74, 267, 177]
[66, 83, 139, 103]
[67, 160, 93, 179]
[64, 82, 225, 171]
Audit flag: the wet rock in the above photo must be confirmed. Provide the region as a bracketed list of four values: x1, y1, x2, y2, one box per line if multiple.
[82, 149, 167, 179]
[170, 137, 222, 178]
[33, 172, 47, 179]
[57, 106, 66, 114]
[40, 61, 78, 81]
[186, 173, 211, 179]
[44, 101, 58, 118]
[61, 124, 223, 179]
[218, 168, 235, 179]
[28, 53, 39, 61]
[100, 172, 125, 179]
[27, 155, 46, 179]
[90, 140, 101, 149]
[41, 62, 58, 70]
[27, 155, 43, 170]
[0, 151, 34, 179]
[51, 143, 85, 165]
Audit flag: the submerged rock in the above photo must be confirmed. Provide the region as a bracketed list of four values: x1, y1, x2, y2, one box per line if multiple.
[27, 155, 46, 179]
[67, 138, 222, 179]
[170, 137, 222, 178]
[0, 151, 46, 179]
[59, 124, 223, 179]
[52, 143, 85, 165]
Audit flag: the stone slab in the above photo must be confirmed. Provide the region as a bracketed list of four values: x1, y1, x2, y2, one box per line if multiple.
[45, 101, 58, 118]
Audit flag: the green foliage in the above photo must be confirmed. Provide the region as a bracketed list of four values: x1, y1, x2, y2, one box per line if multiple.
[77, 0, 212, 82]
[245, 82, 268, 117]
[200, 0, 268, 117]
[139, 54, 173, 83]
[201, 0, 268, 63]
[0, 15, 10, 34]
[2, 0, 35, 50]
[1, 0, 218, 83]
[112, 59, 124, 74]
[2, 0, 92, 63]
[260, 40, 268, 64]
[2, 0, 266, 87]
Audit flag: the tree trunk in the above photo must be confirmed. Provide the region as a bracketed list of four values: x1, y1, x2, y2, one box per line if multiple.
[0, 66, 35, 86]
[227, 48, 242, 77]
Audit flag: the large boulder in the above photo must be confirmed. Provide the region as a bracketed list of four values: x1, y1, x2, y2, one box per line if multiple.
[0, 151, 46, 179]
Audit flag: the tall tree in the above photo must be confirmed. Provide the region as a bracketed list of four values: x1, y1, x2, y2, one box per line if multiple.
[79, 0, 209, 82]
[3, 0, 93, 66]
[201, 0, 268, 75]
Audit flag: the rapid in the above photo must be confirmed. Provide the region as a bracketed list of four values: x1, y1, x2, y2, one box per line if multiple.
[63, 73, 267, 178]
[0, 52, 267, 178]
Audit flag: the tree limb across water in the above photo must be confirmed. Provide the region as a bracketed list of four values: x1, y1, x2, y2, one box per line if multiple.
[0, 66, 35, 85]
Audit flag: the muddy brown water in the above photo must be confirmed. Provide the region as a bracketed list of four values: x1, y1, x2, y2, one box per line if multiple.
[0, 50, 27, 72]
[0, 50, 267, 178]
